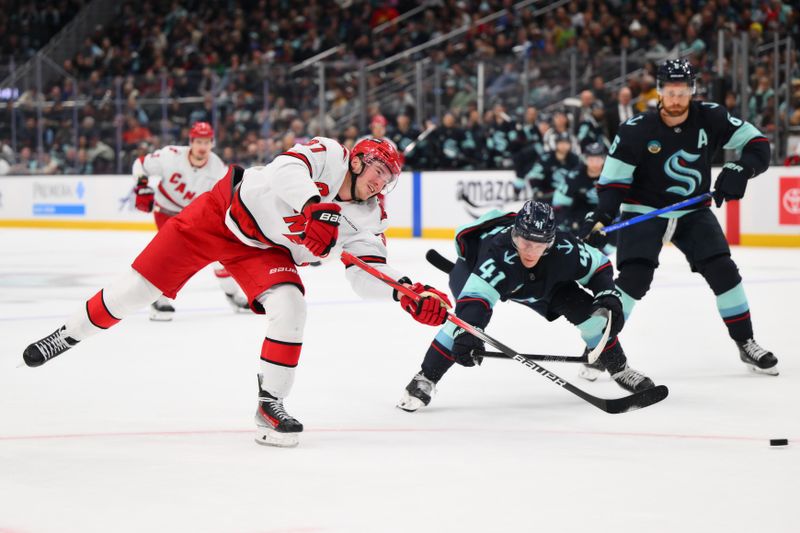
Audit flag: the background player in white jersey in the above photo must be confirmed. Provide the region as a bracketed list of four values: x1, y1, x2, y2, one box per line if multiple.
[23, 137, 451, 448]
[132, 121, 249, 319]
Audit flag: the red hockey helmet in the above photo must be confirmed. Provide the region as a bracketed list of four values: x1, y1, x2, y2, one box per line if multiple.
[350, 138, 403, 194]
[189, 121, 214, 139]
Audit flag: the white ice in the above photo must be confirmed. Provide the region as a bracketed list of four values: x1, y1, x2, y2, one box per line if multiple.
[1, 228, 798, 533]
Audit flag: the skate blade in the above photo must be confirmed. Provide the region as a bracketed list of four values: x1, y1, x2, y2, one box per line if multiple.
[396, 394, 426, 412]
[149, 311, 174, 322]
[746, 364, 779, 376]
[255, 427, 300, 448]
[578, 368, 602, 382]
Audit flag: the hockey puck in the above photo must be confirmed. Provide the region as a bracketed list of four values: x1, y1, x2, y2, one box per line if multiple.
[769, 439, 788, 446]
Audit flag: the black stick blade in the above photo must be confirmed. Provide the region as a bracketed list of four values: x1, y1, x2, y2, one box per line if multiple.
[426, 249, 455, 273]
[602, 385, 670, 414]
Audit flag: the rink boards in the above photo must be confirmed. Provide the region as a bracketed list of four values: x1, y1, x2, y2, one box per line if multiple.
[1, 167, 799, 246]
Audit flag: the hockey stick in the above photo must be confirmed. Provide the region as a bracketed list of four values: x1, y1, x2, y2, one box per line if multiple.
[403, 125, 436, 156]
[425, 249, 608, 365]
[425, 248, 456, 274]
[602, 192, 712, 234]
[343, 251, 668, 414]
[477, 350, 589, 363]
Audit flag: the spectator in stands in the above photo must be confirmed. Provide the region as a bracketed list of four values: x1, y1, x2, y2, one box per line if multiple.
[724, 90, 741, 119]
[87, 134, 114, 174]
[390, 113, 421, 158]
[6, 0, 798, 173]
[577, 102, 608, 152]
[288, 119, 310, 145]
[122, 117, 153, 150]
[512, 105, 545, 185]
[591, 75, 611, 108]
[430, 112, 468, 170]
[543, 110, 577, 153]
[635, 75, 659, 113]
[606, 87, 635, 139]
[676, 25, 706, 56]
[575, 90, 595, 123]
[484, 103, 519, 169]
[785, 84, 800, 127]
[9, 147, 35, 174]
[749, 76, 775, 121]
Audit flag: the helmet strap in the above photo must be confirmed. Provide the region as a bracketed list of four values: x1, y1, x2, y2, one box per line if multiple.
[349, 155, 365, 203]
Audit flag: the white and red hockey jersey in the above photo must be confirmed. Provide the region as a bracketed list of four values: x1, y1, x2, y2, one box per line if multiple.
[132, 145, 228, 213]
[225, 137, 402, 298]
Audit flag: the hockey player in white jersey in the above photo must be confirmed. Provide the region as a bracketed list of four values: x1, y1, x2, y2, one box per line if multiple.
[132, 121, 249, 319]
[23, 137, 452, 448]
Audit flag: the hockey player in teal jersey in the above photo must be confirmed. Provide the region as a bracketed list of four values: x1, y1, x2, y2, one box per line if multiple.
[581, 58, 778, 376]
[397, 201, 656, 412]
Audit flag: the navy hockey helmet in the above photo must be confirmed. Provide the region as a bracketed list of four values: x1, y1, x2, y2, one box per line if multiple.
[584, 142, 606, 157]
[512, 200, 556, 249]
[656, 58, 696, 94]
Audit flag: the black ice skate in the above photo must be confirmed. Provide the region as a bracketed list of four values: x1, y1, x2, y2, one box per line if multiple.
[149, 297, 175, 321]
[254, 390, 303, 448]
[610, 365, 655, 393]
[736, 338, 779, 376]
[23, 326, 78, 367]
[397, 373, 436, 412]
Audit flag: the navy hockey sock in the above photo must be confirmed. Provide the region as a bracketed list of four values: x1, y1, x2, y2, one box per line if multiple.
[420, 340, 456, 383]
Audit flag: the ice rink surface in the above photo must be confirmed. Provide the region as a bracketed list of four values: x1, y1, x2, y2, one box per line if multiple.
[1, 228, 798, 533]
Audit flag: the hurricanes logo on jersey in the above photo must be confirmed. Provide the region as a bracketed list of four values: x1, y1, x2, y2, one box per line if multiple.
[664, 150, 702, 196]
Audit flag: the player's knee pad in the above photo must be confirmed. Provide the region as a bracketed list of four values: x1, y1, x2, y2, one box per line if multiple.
[257, 284, 307, 343]
[102, 269, 163, 317]
[615, 260, 656, 300]
[66, 269, 162, 340]
[257, 284, 306, 399]
[695, 254, 741, 294]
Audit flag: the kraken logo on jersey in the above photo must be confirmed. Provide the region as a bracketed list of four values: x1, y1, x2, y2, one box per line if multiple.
[664, 150, 702, 196]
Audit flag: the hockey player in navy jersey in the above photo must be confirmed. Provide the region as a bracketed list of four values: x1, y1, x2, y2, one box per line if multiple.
[581, 58, 778, 376]
[397, 200, 656, 412]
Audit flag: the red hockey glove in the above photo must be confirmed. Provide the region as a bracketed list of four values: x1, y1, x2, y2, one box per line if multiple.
[400, 282, 452, 326]
[301, 202, 341, 257]
[133, 176, 155, 213]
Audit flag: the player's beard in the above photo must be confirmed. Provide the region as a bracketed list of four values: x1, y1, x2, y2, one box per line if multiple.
[662, 102, 689, 117]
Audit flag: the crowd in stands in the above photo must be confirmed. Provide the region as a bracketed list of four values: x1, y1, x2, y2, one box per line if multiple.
[0, 0, 88, 63]
[0, 0, 798, 175]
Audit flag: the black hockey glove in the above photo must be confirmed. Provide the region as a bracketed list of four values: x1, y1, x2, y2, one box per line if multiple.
[580, 211, 614, 249]
[451, 329, 484, 367]
[712, 161, 754, 207]
[591, 289, 625, 338]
